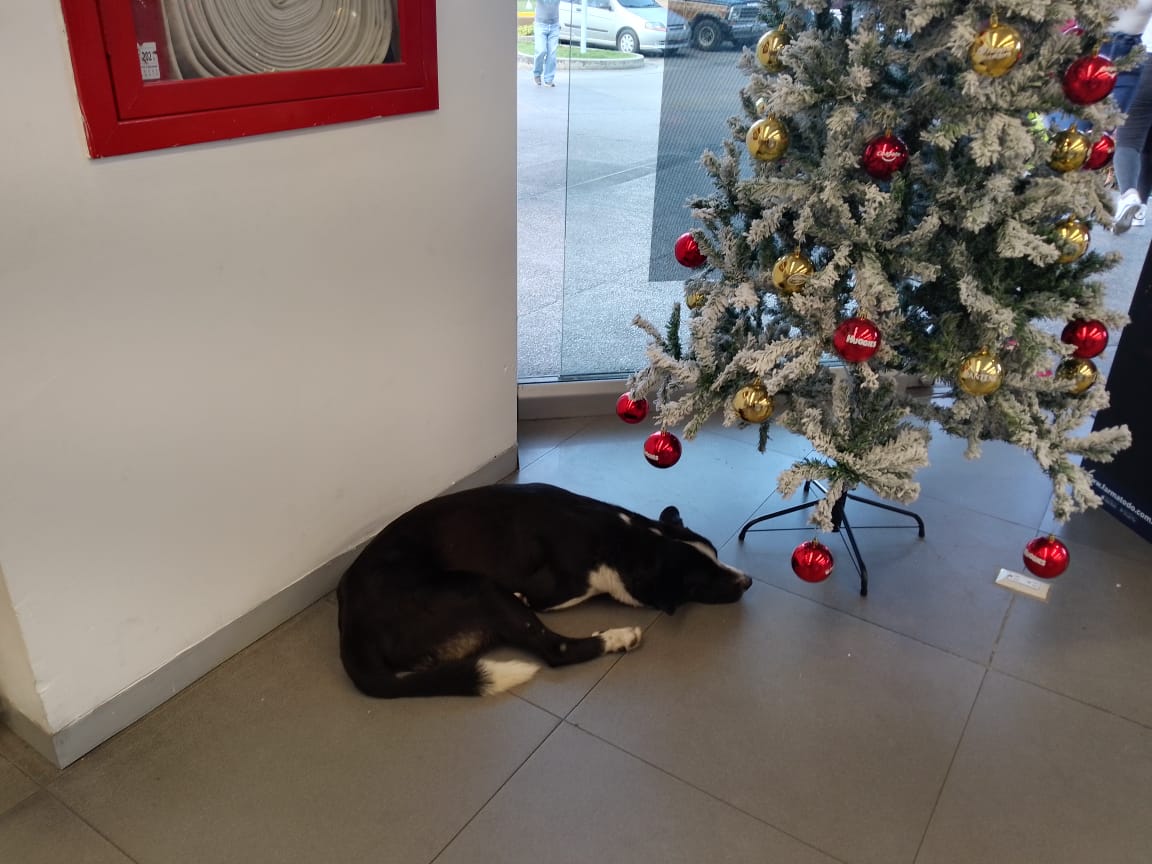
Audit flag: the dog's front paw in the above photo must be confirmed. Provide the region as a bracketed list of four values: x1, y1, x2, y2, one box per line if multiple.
[594, 626, 642, 653]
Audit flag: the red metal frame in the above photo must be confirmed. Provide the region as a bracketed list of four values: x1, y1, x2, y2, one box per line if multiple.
[60, 0, 438, 158]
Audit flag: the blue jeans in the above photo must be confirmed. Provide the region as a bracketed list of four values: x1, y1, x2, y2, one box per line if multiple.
[533, 22, 560, 84]
[1102, 34, 1146, 113]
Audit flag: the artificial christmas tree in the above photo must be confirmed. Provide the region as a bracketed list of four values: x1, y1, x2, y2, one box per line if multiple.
[628, 1, 1133, 583]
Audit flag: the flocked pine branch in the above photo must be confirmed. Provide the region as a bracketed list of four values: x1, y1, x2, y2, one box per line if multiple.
[630, 0, 1132, 531]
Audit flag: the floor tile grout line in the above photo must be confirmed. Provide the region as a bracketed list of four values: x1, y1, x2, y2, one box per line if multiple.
[911, 667, 989, 864]
[564, 723, 853, 864]
[40, 786, 145, 864]
[915, 490, 1051, 535]
[558, 614, 662, 722]
[0, 751, 44, 792]
[744, 577, 995, 671]
[989, 667, 1152, 733]
[987, 593, 1016, 668]
[514, 423, 597, 472]
[753, 578, 1152, 732]
[425, 716, 566, 864]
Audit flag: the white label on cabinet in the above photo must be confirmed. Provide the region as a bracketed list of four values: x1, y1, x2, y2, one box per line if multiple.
[138, 42, 160, 81]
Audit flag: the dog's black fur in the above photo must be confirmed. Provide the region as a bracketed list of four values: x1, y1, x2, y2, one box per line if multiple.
[336, 483, 752, 698]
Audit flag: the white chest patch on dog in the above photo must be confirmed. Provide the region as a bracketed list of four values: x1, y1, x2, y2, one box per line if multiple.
[544, 564, 642, 610]
[590, 564, 643, 607]
[545, 587, 597, 611]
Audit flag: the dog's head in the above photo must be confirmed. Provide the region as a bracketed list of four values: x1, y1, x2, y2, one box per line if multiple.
[640, 505, 753, 614]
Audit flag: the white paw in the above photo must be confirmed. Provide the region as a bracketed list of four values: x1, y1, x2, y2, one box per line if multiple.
[595, 626, 642, 653]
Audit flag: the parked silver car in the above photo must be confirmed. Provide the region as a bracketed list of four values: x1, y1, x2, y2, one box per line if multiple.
[558, 0, 691, 55]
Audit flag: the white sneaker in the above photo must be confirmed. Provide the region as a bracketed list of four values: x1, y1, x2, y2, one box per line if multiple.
[1134, 205, 1146, 228]
[1114, 189, 1142, 234]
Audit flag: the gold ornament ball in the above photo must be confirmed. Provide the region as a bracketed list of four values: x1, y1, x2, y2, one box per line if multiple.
[1057, 358, 1098, 394]
[686, 291, 707, 310]
[957, 348, 1004, 396]
[756, 27, 790, 73]
[747, 117, 790, 162]
[1055, 217, 1090, 263]
[733, 384, 774, 424]
[969, 16, 1022, 77]
[771, 250, 815, 294]
[1049, 129, 1091, 172]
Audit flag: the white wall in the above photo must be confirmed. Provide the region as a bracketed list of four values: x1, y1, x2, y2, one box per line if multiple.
[0, 567, 48, 730]
[0, 1, 516, 735]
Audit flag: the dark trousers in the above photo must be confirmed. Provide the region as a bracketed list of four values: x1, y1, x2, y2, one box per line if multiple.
[1115, 57, 1152, 200]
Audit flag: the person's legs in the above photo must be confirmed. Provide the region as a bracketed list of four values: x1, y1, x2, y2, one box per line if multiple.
[1113, 60, 1152, 231]
[532, 24, 547, 83]
[543, 23, 560, 85]
[1102, 35, 1144, 113]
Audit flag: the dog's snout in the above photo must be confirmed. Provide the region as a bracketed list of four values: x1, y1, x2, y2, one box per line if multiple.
[738, 573, 753, 592]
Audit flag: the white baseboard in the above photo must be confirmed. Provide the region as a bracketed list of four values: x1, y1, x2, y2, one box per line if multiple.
[1, 444, 518, 769]
[517, 378, 627, 420]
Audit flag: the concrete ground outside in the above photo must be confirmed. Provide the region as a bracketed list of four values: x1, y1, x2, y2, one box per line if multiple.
[515, 51, 1151, 381]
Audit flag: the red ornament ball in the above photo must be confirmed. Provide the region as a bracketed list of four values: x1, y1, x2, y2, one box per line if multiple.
[643, 430, 682, 469]
[833, 317, 882, 363]
[861, 132, 909, 181]
[1083, 134, 1116, 171]
[791, 540, 835, 583]
[674, 232, 706, 269]
[1063, 55, 1117, 105]
[615, 392, 649, 424]
[1022, 535, 1070, 579]
[1060, 319, 1109, 359]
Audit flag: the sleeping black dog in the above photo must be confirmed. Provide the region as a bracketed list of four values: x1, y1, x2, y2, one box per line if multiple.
[337, 482, 753, 698]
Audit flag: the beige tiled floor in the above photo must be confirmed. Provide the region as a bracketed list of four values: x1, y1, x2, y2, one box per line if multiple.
[3, 416, 1151, 864]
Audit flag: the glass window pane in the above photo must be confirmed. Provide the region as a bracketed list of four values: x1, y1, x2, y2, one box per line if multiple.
[131, 0, 400, 81]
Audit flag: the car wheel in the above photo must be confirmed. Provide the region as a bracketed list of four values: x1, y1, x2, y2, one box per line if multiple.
[692, 18, 723, 51]
[616, 28, 639, 54]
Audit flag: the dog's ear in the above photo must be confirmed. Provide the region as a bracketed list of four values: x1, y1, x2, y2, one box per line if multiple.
[658, 506, 683, 529]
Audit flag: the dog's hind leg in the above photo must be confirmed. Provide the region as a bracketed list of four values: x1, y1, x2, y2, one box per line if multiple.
[486, 589, 642, 667]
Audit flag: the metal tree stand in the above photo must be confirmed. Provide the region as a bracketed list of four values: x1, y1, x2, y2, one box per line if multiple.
[738, 481, 925, 597]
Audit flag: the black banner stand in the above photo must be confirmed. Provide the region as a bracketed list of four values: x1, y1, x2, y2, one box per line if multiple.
[1084, 240, 1152, 544]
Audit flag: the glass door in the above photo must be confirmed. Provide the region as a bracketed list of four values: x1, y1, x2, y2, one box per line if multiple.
[517, 0, 765, 381]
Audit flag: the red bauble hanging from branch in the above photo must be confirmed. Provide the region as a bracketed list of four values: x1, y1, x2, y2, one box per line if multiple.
[1063, 54, 1117, 105]
[643, 430, 682, 469]
[1083, 134, 1116, 171]
[861, 130, 909, 181]
[833, 317, 882, 363]
[615, 392, 649, 424]
[791, 540, 835, 583]
[674, 232, 706, 268]
[1022, 535, 1070, 579]
[1061, 319, 1109, 359]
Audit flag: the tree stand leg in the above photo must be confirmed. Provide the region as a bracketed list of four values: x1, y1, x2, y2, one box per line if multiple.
[738, 481, 925, 597]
